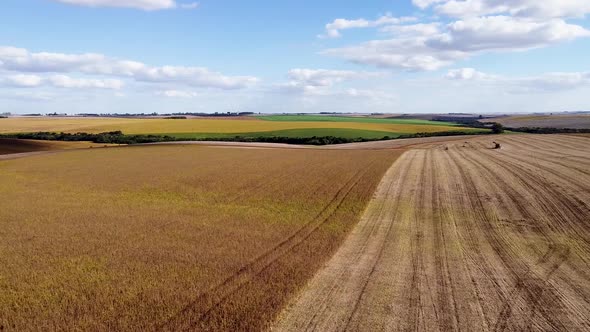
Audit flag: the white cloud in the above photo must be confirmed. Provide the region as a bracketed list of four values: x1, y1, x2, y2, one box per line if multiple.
[321, 0, 590, 72]
[287, 69, 381, 87]
[1, 73, 123, 89]
[278, 69, 383, 96]
[320, 14, 416, 38]
[0, 46, 258, 90]
[429, 16, 590, 52]
[412, 0, 445, 9]
[272, 69, 397, 108]
[4, 74, 44, 87]
[446, 67, 492, 80]
[48, 75, 124, 89]
[51, 0, 199, 11]
[323, 16, 589, 71]
[380, 23, 441, 36]
[323, 39, 466, 71]
[156, 90, 200, 98]
[415, 0, 590, 19]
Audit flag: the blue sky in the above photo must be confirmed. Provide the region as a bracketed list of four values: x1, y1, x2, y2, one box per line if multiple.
[1, 0, 589, 114]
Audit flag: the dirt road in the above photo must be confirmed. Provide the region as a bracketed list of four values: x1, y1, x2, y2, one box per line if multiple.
[272, 134, 590, 331]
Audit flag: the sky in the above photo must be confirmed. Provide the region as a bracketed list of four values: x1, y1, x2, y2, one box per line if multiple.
[1, 0, 589, 114]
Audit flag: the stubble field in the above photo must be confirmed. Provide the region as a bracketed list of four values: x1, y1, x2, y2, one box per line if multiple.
[274, 134, 590, 331]
[0, 144, 399, 331]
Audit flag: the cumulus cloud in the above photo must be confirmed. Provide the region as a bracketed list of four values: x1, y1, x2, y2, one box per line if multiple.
[380, 23, 441, 36]
[51, 0, 199, 11]
[323, 39, 466, 71]
[445, 67, 493, 80]
[4, 74, 44, 87]
[429, 16, 590, 52]
[320, 14, 416, 38]
[278, 69, 383, 95]
[320, 0, 590, 71]
[1, 73, 123, 89]
[323, 16, 589, 71]
[0, 46, 258, 90]
[414, 0, 590, 19]
[48, 75, 124, 89]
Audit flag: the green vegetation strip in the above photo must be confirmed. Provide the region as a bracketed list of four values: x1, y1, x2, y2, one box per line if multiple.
[159, 128, 406, 139]
[0, 129, 490, 146]
[255, 115, 460, 126]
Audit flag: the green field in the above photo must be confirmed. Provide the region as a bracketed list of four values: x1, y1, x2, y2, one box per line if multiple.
[159, 128, 412, 139]
[256, 115, 459, 126]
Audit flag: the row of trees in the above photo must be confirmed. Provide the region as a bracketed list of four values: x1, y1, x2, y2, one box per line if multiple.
[510, 127, 590, 134]
[0, 129, 490, 146]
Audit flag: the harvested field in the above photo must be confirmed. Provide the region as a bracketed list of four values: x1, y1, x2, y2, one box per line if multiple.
[274, 134, 590, 331]
[0, 145, 399, 331]
[0, 138, 111, 155]
[488, 114, 590, 129]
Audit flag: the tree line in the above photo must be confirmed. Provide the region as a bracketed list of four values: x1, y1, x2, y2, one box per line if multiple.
[0, 129, 491, 146]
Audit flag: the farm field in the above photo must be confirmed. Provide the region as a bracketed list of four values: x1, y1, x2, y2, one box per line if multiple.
[274, 134, 590, 331]
[0, 116, 482, 139]
[0, 138, 112, 155]
[488, 114, 590, 129]
[0, 144, 399, 331]
[255, 115, 459, 126]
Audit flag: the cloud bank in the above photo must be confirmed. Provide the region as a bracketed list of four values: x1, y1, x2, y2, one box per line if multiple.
[0, 46, 258, 90]
[321, 1, 590, 71]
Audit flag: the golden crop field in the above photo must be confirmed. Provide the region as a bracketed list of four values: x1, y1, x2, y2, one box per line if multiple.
[0, 144, 400, 331]
[0, 116, 471, 135]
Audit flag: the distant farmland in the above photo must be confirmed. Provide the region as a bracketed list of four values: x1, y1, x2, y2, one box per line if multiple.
[487, 114, 590, 129]
[0, 116, 483, 139]
[0, 145, 399, 331]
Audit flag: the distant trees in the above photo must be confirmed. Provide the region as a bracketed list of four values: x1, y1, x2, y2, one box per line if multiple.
[0, 128, 492, 146]
[0, 131, 176, 144]
[491, 123, 505, 134]
[510, 127, 590, 134]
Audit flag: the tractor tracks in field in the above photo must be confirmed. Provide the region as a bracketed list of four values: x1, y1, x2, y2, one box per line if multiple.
[448, 149, 570, 331]
[271, 151, 420, 331]
[156, 159, 378, 331]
